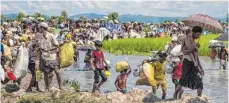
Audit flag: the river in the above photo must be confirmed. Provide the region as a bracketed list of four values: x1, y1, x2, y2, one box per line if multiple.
[59, 51, 228, 103]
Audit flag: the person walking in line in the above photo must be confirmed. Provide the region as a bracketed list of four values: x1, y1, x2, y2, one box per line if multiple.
[173, 26, 204, 99]
[90, 40, 110, 93]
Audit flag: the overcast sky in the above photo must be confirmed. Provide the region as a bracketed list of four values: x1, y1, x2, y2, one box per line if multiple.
[1, 0, 228, 18]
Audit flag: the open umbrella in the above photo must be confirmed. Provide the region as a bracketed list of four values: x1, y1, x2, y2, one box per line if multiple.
[214, 32, 228, 41]
[182, 14, 223, 33]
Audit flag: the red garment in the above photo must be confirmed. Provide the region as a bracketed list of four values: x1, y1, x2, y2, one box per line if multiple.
[173, 62, 182, 80]
[116, 74, 127, 90]
[92, 50, 105, 70]
[7, 71, 16, 80]
[210, 49, 217, 59]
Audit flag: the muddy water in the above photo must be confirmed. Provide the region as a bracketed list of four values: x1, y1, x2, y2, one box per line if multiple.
[61, 51, 227, 103]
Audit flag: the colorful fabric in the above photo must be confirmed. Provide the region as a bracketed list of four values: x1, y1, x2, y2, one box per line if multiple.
[152, 61, 166, 83]
[173, 62, 182, 80]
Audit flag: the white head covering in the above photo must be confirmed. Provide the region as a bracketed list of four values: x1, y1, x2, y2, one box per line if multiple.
[108, 20, 114, 24]
[114, 20, 119, 23]
[39, 22, 48, 29]
[3, 22, 8, 26]
[172, 36, 178, 41]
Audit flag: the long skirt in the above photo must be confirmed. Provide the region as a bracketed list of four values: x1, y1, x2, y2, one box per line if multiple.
[179, 59, 203, 89]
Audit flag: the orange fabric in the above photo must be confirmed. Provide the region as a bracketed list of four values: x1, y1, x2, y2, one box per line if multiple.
[159, 33, 165, 38]
[210, 49, 217, 59]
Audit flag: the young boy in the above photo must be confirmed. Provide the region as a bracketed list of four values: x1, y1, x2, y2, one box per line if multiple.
[172, 53, 184, 99]
[83, 49, 92, 71]
[218, 46, 228, 70]
[90, 40, 109, 93]
[26, 39, 41, 92]
[151, 51, 167, 99]
[115, 65, 132, 94]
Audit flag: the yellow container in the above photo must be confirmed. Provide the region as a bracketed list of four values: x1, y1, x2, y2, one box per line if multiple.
[36, 70, 43, 81]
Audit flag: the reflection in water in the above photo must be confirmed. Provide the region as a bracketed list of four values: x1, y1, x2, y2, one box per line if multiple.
[63, 51, 228, 103]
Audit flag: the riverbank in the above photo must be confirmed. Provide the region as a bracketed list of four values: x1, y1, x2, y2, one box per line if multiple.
[1, 87, 209, 103]
[103, 34, 224, 56]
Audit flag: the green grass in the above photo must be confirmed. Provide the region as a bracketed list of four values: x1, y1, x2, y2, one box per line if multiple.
[103, 34, 227, 56]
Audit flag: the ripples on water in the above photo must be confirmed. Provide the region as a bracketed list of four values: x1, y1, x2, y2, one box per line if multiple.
[62, 51, 228, 103]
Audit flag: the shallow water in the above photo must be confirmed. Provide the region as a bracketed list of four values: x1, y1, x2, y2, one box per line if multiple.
[61, 51, 228, 103]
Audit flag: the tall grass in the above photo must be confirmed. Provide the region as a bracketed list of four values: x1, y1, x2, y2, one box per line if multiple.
[103, 34, 226, 56]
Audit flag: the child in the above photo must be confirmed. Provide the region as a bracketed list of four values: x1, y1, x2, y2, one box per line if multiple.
[26, 39, 41, 92]
[90, 40, 109, 93]
[210, 47, 217, 59]
[115, 65, 131, 94]
[218, 46, 228, 70]
[172, 53, 184, 99]
[151, 51, 167, 99]
[83, 49, 92, 71]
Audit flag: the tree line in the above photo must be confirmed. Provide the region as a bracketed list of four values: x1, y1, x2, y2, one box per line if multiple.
[1, 11, 228, 25]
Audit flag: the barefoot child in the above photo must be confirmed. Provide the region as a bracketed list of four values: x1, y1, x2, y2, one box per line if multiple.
[91, 40, 109, 93]
[151, 51, 167, 99]
[115, 65, 132, 94]
[172, 53, 184, 99]
[218, 46, 228, 70]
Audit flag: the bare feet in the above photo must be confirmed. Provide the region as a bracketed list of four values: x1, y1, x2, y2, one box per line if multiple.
[45, 89, 50, 92]
[173, 93, 177, 100]
[162, 94, 166, 99]
[26, 88, 32, 92]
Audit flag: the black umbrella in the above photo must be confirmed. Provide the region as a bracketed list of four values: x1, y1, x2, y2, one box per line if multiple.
[214, 32, 228, 41]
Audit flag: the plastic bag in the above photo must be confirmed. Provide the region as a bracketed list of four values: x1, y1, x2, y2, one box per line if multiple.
[60, 42, 74, 68]
[116, 61, 129, 72]
[13, 45, 29, 80]
[104, 70, 111, 78]
[136, 63, 157, 87]
[163, 61, 174, 74]
[0, 65, 5, 81]
[170, 45, 181, 56]
[5, 84, 20, 93]
[7, 71, 16, 80]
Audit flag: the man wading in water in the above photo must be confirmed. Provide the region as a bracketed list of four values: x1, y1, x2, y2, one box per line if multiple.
[37, 22, 62, 91]
[173, 26, 204, 99]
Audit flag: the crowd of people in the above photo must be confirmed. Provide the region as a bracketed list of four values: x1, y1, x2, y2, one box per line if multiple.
[0, 17, 228, 101]
[3, 17, 227, 46]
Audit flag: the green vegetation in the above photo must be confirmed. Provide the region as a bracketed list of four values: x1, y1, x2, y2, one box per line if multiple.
[103, 34, 226, 56]
[80, 16, 87, 21]
[61, 10, 68, 21]
[16, 12, 25, 21]
[63, 79, 80, 92]
[108, 12, 119, 21]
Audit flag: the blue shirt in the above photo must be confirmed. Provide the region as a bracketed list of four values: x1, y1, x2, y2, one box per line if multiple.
[159, 28, 164, 33]
[0, 43, 4, 55]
